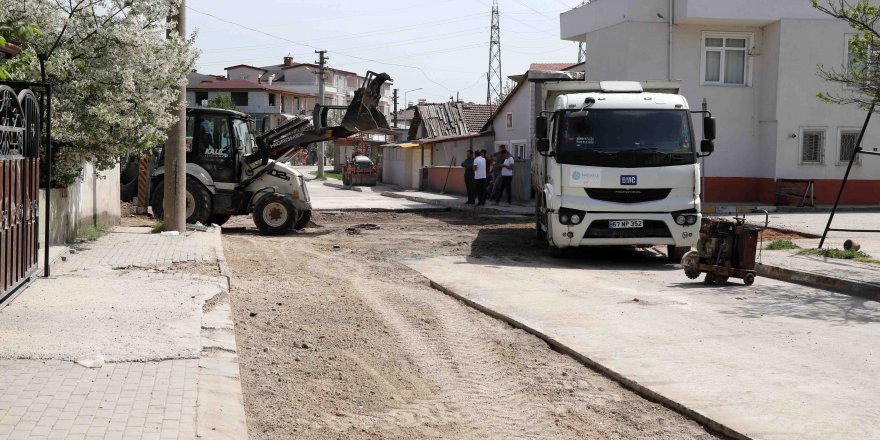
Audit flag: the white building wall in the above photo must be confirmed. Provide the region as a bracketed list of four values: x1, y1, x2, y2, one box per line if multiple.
[774, 18, 880, 181]
[492, 83, 532, 158]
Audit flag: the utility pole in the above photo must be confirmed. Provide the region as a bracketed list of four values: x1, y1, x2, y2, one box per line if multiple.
[164, 0, 186, 232]
[315, 50, 327, 179]
[392, 88, 399, 128]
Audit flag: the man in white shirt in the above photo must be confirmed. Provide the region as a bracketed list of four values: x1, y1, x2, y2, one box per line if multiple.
[472, 151, 487, 205]
[492, 150, 515, 204]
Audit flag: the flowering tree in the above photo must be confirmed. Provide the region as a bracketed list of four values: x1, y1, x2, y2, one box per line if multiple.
[813, 0, 880, 106]
[0, 0, 198, 186]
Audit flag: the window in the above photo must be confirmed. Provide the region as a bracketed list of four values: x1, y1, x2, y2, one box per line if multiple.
[194, 91, 208, 105]
[801, 129, 825, 164]
[230, 92, 248, 106]
[506, 112, 513, 129]
[268, 93, 276, 106]
[702, 33, 750, 85]
[839, 129, 862, 165]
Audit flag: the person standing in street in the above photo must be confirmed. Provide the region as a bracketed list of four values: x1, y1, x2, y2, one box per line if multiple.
[461, 150, 476, 204]
[472, 150, 487, 205]
[493, 149, 515, 204]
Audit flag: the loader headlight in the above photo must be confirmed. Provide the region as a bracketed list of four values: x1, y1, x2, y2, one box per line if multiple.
[560, 214, 570, 225]
[571, 214, 581, 224]
[676, 215, 687, 225]
[686, 215, 698, 225]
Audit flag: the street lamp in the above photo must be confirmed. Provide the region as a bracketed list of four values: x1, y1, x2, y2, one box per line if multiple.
[404, 87, 423, 108]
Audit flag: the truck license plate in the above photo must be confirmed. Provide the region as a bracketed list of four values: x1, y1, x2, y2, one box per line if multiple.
[609, 220, 643, 229]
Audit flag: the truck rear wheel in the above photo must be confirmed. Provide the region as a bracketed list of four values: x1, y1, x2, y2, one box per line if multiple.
[254, 194, 297, 235]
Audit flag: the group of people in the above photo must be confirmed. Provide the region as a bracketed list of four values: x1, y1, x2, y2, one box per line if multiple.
[461, 148, 515, 206]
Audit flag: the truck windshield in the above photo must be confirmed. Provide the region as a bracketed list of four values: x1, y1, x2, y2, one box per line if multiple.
[555, 109, 696, 168]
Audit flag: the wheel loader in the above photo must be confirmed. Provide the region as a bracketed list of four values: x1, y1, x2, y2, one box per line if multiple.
[149, 71, 393, 235]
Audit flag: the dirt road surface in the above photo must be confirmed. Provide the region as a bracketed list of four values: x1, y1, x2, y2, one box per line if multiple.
[222, 211, 718, 439]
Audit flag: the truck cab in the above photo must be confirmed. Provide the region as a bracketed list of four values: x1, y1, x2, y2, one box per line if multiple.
[533, 80, 715, 260]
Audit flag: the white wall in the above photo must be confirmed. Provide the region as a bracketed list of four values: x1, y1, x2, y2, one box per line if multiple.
[226, 66, 265, 82]
[773, 19, 880, 181]
[492, 83, 532, 157]
[39, 162, 121, 246]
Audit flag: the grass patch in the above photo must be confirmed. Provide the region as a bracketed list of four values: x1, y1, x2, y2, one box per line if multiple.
[76, 225, 108, 241]
[765, 239, 800, 250]
[801, 247, 880, 264]
[309, 171, 343, 180]
[151, 220, 164, 233]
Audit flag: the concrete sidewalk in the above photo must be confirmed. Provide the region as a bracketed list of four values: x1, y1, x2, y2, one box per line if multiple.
[741, 212, 880, 300]
[321, 177, 534, 216]
[407, 254, 880, 440]
[0, 226, 247, 439]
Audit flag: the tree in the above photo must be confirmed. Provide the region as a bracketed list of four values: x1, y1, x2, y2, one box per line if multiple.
[0, 17, 40, 79]
[813, 0, 880, 106]
[207, 94, 238, 111]
[491, 79, 516, 107]
[0, 0, 198, 186]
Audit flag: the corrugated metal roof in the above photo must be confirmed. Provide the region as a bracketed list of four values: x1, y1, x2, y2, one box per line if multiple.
[408, 102, 494, 140]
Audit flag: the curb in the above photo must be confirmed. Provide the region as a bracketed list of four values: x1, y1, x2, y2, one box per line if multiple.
[380, 192, 532, 217]
[196, 226, 249, 440]
[757, 263, 880, 301]
[428, 280, 751, 440]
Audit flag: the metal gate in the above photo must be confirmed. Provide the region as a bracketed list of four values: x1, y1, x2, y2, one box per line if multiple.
[0, 84, 41, 306]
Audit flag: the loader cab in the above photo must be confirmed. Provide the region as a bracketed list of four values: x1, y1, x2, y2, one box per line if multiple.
[185, 108, 255, 184]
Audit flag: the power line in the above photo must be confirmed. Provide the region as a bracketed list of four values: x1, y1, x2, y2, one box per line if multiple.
[186, 5, 459, 92]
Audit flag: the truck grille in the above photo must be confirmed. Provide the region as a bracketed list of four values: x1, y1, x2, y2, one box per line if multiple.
[584, 220, 672, 239]
[586, 188, 672, 204]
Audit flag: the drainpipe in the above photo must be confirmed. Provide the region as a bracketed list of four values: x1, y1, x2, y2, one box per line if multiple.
[668, 0, 674, 81]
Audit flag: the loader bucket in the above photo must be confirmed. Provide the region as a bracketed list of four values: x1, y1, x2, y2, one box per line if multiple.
[341, 71, 392, 133]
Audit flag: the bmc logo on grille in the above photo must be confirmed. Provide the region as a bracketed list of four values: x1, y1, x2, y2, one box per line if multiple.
[620, 175, 637, 185]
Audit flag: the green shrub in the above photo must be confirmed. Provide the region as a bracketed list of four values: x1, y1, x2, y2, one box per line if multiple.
[151, 220, 164, 233]
[76, 225, 108, 241]
[802, 247, 880, 264]
[766, 240, 800, 250]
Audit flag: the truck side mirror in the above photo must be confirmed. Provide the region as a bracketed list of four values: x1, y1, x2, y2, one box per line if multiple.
[703, 116, 716, 140]
[536, 138, 550, 153]
[700, 139, 715, 155]
[535, 116, 548, 139]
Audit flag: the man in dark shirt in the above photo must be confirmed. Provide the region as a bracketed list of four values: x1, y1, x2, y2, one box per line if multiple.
[461, 150, 476, 204]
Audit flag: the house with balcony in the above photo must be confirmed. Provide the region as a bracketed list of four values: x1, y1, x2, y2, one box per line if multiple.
[187, 69, 312, 132]
[560, 0, 880, 205]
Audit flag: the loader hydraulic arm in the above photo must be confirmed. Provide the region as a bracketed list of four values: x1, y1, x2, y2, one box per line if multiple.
[253, 71, 393, 165]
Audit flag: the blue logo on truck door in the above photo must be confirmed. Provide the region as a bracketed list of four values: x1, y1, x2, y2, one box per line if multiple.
[620, 175, 637, 185]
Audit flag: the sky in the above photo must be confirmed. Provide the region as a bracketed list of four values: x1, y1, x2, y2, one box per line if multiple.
[186, 0, 582, 105]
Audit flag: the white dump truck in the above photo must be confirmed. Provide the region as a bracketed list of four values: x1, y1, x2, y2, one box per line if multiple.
[531, 72, 716, 260]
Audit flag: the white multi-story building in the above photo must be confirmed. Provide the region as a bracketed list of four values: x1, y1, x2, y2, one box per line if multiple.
[560, 0, 880, 205]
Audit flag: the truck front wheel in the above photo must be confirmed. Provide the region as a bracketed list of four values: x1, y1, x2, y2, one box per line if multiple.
[668, 245, 691, 263]
[254, 194, 297, 235]
[535, 197, 547, 240]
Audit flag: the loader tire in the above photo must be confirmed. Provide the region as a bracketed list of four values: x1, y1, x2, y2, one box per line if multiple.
[149, 176, 212, 226]
[184, 176, 213, 225]
[293, 210, 312, 230]
[150, 180, 165, 219]
[207, 214, 232, 227]
[254, 194, 296, 235]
